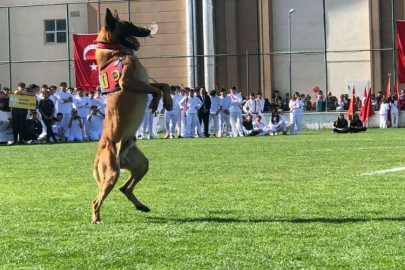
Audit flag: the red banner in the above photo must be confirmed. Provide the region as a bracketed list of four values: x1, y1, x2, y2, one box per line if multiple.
[73, 34, 99, 91]
[397, 21, 405, 83]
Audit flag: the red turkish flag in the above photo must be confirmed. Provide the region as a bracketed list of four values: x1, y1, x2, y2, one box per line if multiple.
[361, 87, 375, 124]
[73, 34, 99, 91]
[397, 21, 405, 83]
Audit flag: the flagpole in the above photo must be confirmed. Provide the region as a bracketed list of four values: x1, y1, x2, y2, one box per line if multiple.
[391, 0, 397, 84]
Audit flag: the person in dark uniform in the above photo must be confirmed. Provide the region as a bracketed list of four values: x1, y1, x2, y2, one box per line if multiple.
[11, 82, 29, 144]
[197, 87, 211, 137]
[0, 87, 10, 112]
[23, 111, 43, 143]
[349, 114, 367, 133]
[332, 113, 349, 134]
[39, 90, 58, 142]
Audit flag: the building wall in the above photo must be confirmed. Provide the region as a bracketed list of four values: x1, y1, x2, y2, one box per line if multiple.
[0, 1, 88, 89]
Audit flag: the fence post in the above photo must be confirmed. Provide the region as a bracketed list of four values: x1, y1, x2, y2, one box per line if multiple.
[127, 0, 131, 21]
[66, 4, 72, 86]
[391, 0, 397, 85]
[8, 7, 12, 90]
[246, 50, 250, 96]
[322, 0, 329, 112]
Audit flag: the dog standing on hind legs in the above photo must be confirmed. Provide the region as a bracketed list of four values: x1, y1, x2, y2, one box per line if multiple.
[92, 9, 173, 224]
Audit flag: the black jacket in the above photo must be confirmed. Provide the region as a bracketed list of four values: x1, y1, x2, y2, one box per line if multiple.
[197, 94, 211, 113]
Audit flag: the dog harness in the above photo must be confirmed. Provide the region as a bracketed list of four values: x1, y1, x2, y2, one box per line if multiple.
[98, 59, 123, 95]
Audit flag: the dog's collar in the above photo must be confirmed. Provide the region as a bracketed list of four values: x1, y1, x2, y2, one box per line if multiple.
[97, 42, 122, 50]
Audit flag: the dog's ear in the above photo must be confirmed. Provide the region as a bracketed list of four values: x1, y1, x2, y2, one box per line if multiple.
[105, 8, 116, 31]
[113, 9, 120, 20]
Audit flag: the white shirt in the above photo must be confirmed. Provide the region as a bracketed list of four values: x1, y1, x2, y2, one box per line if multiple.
[209, 96, 220, 114]
[390, 100, 399, 113]
[253, 121, 265, 131]
[69, 118, 82, 135]
[74, 95, 90, 118]
[179, 96, 203, 114]
[219, 96, 232, 113]
[269, 117, 281, 129]
[229, 93, 242, 113]
[89, 98, 104, 112]
[169, 94, 182, 112]
[256, 98, 265, 113]
[289, 99, 304, 114]
[87, 113, 104, 132]
[243, 99, 259, 114]
[95, 96, 107, 114]
[380, 103, 390, 115]
[56, 91, 74, 114]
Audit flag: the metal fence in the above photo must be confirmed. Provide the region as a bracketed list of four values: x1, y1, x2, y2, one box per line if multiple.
[0, 0, 399, 109]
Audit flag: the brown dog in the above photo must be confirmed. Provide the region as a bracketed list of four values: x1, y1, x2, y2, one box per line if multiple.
[92, 9, 172, 224]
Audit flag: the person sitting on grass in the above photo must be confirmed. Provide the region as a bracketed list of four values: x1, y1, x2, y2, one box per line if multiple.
[277, 109, 289, 135]
[249, 115, 265, 136]
[349, 114, 367, 133]
[242, 115, 253, 135]
[87, 105, 105, 141]
[52, 113, 68, 142]
[23, 111, 43, 144]
[332, 113, 349, 134]
[67, 109, 84, 142]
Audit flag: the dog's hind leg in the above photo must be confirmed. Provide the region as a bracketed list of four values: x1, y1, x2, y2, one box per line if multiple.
[119, 145, 150, 212]
[92, 147, 120, 224]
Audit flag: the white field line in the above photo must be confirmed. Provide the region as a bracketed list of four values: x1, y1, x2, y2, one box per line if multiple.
[312, 146, 405, 152]
[361, 167, 405, 176]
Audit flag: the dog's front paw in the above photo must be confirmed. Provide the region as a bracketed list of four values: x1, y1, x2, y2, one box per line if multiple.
[163, 96, 173, 111]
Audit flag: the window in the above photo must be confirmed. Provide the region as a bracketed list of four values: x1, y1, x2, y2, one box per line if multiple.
[45, 20, 67, 44]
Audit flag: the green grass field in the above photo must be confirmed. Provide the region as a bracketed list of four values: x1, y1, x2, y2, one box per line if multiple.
[1, 129, 405, 269]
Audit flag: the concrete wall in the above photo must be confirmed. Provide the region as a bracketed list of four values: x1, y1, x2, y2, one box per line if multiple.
[272, 0, 372, 98]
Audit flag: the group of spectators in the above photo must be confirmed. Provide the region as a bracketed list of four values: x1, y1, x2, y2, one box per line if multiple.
[0, 82, 106, 145]
[1, 82, 403, 144]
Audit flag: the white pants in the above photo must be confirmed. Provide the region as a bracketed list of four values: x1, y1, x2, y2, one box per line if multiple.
[67, 132, 83, 142]
[79, 116, 88, 139]
[175, 109, 182, 135]
[180, 111, 186, 136]
[185, 113, 199, 137]
[165, 112, 178, 135]
[61, 113, 71, 131]
[88, 130, 102, 141]
[142, 111, 154, 138]
[391, 112, 399, 128]
[209, 114, 219, 135]
[380, 114, 387, 129]
[195, 115, 203, 136]
[230, 112, 244, 136]
[290, 113, 303, 135]
[152, 113, 159, 137]
[219, 113, 231, 136]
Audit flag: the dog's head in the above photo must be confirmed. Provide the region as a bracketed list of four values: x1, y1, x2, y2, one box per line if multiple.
[104, 8, 150, 51]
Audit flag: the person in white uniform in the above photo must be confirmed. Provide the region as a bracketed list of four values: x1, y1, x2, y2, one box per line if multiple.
[164, 87, 182, 139]
[289, 92, 304, 135]
[179, 89, 203, 138]
[152, 98, 163, 138]
[208, 90, 220, 137]
[379, 99, 390, 129]
[52, 113, 68, 141]
[390, 96, 399, 128]
[138, 94, 155, 139]
[56, 82, 73, 131]
[87, 105, 105, 141]
[256, 92, 267, 125]
[261, 111, 282, 136]
[176, 88, 186, 138]
[243, 93, 259, 120]
[249, 115, 266, 136]
[218, 88, 232, 137]
[73, 88, 90, 139]
[229, 87, 244, 137]
[67, 109, 84, 142]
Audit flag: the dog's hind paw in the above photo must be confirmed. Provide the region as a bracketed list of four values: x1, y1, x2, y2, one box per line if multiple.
[136, 204, 151, 212]
[91, 220, 103, 225]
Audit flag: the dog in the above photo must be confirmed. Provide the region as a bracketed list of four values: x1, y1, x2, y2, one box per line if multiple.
[91, 9, 173, 224]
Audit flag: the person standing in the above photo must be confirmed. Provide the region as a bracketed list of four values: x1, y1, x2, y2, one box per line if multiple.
[73, 88, 90, 139]
[229, 87, 244, 137]
[218, 88, 232, 137]
[38, 90, 58, 143]
[11, 82, 30, 144]
[56, 82, 73, 130]
[256, 92, 267, 124]
[180, 89, 202, 138]
[379, 99, 390, 129]
[243, 93, 259, 120]
[289, 92, 304, 135]
[208, 90, 220, 137]
[197, 87, 211, 137]
[164, 87, 182, 139]
[390, 96, 399, 128]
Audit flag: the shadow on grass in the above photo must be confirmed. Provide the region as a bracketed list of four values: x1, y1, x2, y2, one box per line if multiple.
[147, 216, 405, 224]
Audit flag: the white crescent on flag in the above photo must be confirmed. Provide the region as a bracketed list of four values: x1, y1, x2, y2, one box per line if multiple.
[83, 44, 97, 61]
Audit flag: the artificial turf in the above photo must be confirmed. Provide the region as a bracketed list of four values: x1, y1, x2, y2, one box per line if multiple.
[1, 129, 405, 269]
